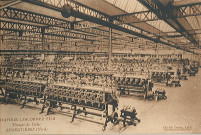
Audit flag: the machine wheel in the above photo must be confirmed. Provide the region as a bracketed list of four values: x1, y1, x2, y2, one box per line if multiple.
[111, 112, 118, 124]
[138, 119, 141, 122]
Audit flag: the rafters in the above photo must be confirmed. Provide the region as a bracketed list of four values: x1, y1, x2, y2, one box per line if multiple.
[138, 0, 199, 48]
[60, 0, 198, 54]
[0, 7, 71, 29]
[0, 0, 22, 9]
[111, 3, 201, 24]
[0, 0, 201, 55]
[0, 20, 42, 33]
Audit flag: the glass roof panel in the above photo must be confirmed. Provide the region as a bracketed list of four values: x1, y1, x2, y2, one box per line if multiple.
[146, 20, 176, 33]
[105, 0, 148, 13]
[186, 16, 201, 30]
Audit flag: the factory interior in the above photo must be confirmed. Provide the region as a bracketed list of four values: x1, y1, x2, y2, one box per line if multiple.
[0, 0, 201, 134]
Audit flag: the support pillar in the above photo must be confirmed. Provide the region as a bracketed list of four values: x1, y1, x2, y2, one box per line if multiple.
[0, 35, 3, 50]
[155, 43, 159, 64]
[108, 27, 112, 70]
[0, 20, 3, 50]
[174, 48, 176, 59]
[41, 27, 45, 50]
[0, 35, 4, 64]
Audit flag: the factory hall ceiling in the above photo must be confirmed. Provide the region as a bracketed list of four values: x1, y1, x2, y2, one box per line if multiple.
[1, 0, 201, 55]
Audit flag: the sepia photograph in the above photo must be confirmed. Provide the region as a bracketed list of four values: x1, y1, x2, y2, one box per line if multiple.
[0, 0, 201, 134]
